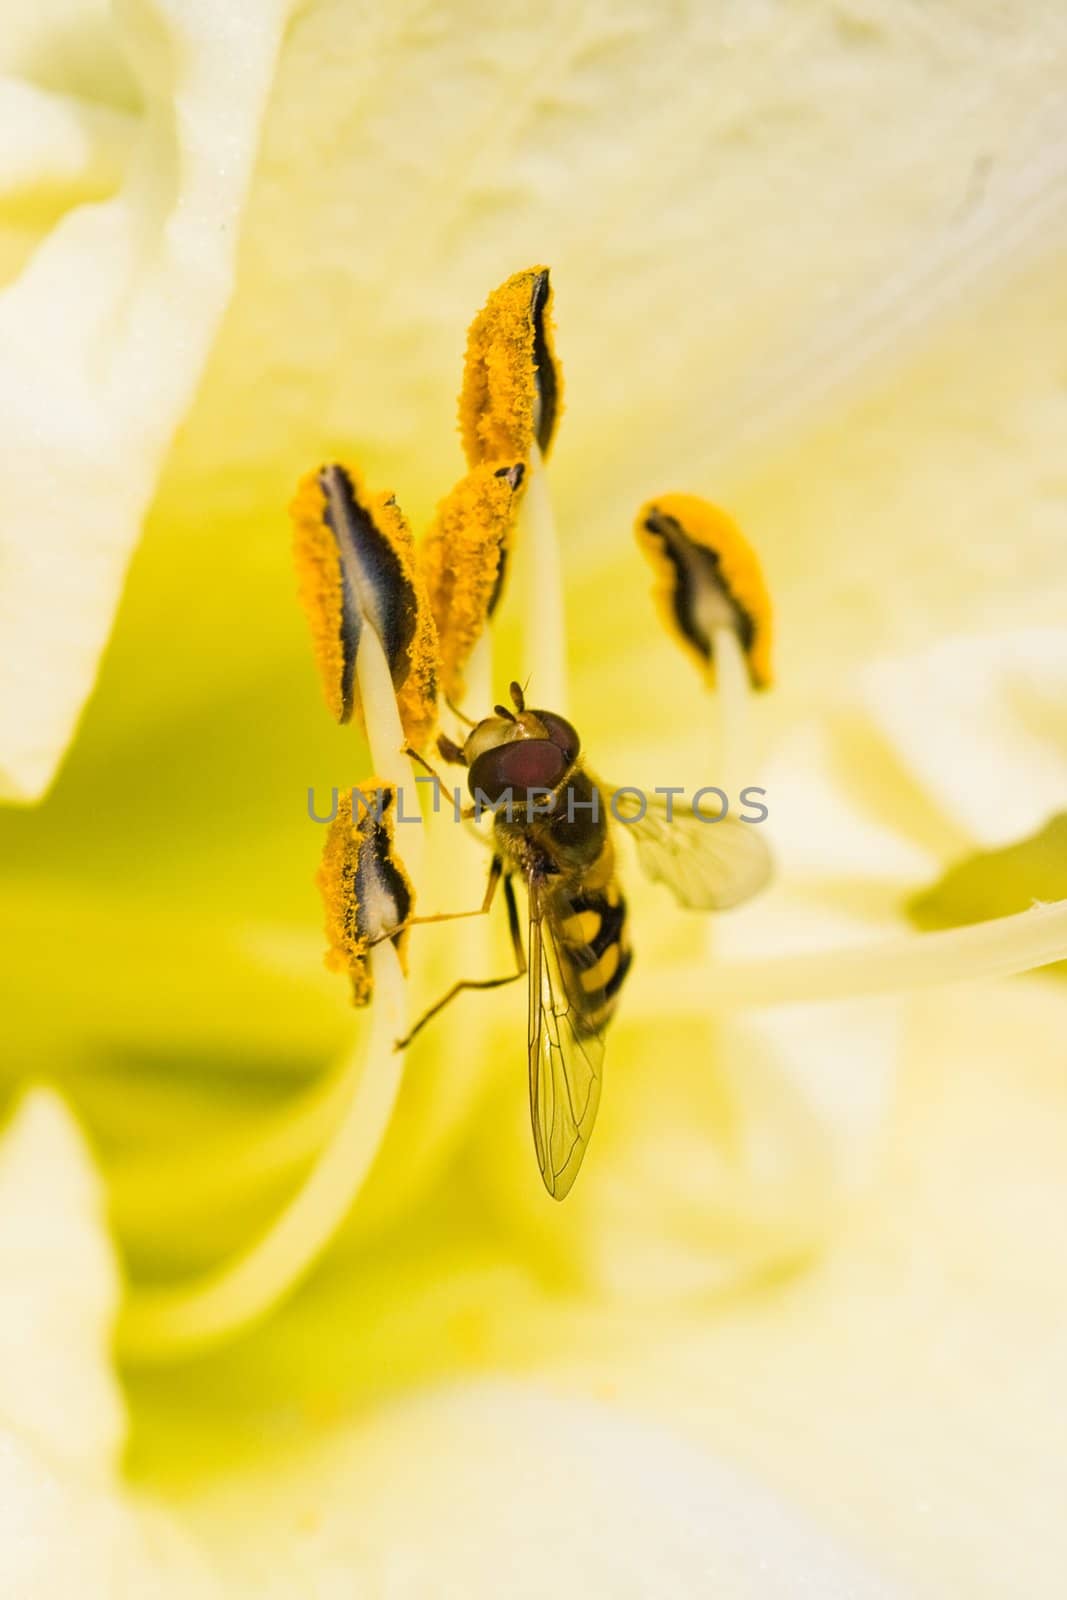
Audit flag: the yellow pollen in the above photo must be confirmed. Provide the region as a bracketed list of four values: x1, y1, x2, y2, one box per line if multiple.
[291, 474, 347, 723]
[459, 266, 562, 467]
[317, 781, 414, 1007]
[290, 464, 440, 748]
[420, 461, 526, 701]
[381, 495, 439, 752]
[635, 493, 773, 690]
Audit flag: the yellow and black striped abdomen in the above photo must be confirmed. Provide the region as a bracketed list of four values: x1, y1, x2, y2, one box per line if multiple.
[551, 870, 633, 1037]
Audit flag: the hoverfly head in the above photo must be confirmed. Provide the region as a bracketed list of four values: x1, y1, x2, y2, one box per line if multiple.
[463, 699, 581, 806]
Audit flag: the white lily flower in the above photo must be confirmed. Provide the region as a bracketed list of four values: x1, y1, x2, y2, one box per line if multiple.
[3, 5, 1067, 1598]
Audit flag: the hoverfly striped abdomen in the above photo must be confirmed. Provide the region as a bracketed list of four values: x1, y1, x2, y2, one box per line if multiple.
[551, 874, 633, 1037]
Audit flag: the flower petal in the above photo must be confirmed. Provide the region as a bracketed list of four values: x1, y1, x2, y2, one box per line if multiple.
[192, 1380, 900, 1598]
[0, 0, 292, 801]
[0, 1435, 222, 1599]
[0, 1089, 122, 1476]
[577, 977, 1067, 1598]
[849, 626, 1067, 852]
[0, 1090, 223, 1594]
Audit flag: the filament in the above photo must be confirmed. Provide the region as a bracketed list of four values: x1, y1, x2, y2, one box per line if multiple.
[515, 441, 568, 712]
[711, 625, 751, 799]
[356, 626, 424, 873]
[120, 943, 407, 1361]
[660, 900, 1067, 1014]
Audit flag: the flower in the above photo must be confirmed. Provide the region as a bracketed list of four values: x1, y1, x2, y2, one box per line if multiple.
[3, 4, 1067, 1596]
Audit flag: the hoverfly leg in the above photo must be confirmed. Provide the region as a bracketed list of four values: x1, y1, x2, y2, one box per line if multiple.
[364, 855, 505, 950]
[481, 853, 505, 911]
[437, 732, 467, 765]
[394, 874, 526, 1051]
[404, 745, 441, 779]
[442, 694, 477, 729]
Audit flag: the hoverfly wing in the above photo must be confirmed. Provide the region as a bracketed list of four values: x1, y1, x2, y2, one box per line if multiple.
[611, 788, 772, 911]
[527, 877, 607, 1200]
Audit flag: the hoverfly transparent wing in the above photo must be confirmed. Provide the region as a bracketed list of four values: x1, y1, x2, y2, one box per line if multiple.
[610, 787, 772, 911]
[527, 878, 607, 1200]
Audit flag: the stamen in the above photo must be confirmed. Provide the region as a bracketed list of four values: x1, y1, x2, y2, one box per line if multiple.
[120, 788, 418, 1359]
[459, 266, 562, 466]
[635, 494, 773, 691]
[420, 461, 525, 702]
[318, 782, 415, 1005]
[461, 631, 493, 724]
[353, 619, 413, 805]
[710, 624, 751, 802]
[452, 268, 569, 712]
[291, 463, 439, 757]
[641, 900, 1067, 1013]
[119, 942, 406, 1360]
[510, 439, 569, 712]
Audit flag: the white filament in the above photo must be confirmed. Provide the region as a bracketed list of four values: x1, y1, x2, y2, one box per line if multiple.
[355, 625, 423, 877]
[710, 625, 751, 800]
[120, 944, 406, 1360]
[514, 442, 568, 713]
[122, 625, 421, 1361]
[650, 901, 1067, 1016]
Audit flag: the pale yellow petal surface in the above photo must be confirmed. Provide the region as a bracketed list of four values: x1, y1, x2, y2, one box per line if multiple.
[125, 982, 1067, 1597]
[552, 979, 1067, 1600]
[192, 1382, 900, 1599]
[0, 0, 292, 801]
[0, 1091, 221, 1596]
[0, 1089, 122, 1476]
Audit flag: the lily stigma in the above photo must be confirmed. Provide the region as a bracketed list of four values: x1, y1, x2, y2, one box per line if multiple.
[120, 267, 1067, 1362]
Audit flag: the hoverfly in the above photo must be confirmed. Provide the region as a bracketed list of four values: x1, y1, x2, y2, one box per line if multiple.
[399, 682, 772, 1199]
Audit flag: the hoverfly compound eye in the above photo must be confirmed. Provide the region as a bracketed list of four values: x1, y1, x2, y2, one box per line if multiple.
[468, 738, 567, 804]
[529, 709, 580, 764]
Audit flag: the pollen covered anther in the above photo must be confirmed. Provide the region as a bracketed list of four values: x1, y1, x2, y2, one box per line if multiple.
[635, 494, 773, 690]
[318, 783, 415, 1007]
[420, 460, 526, 701]
[291, 463, 439, 747]
[459, 266, 562, 466]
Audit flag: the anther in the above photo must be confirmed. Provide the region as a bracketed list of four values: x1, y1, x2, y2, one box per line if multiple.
[291, 462, 439, 755]
[635, 494, 772, 691]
